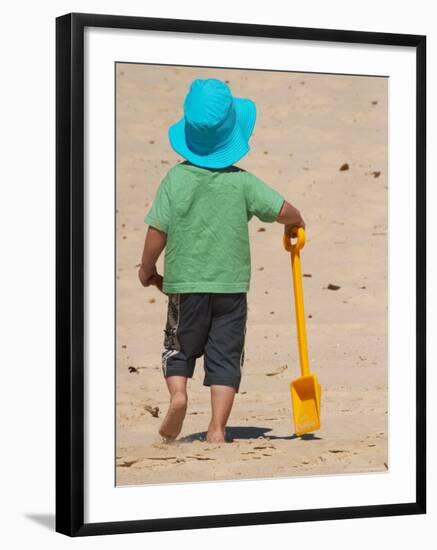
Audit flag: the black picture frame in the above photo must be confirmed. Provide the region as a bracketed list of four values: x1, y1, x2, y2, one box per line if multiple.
[56, 12, 426, 537]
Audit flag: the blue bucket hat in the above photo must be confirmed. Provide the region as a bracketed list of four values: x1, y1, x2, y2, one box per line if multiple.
[168, 78, 256, 169]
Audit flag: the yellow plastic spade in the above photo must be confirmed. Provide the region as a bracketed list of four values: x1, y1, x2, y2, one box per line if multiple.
[283, 227, 321, 436]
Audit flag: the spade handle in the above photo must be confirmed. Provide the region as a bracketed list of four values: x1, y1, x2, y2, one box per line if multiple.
[283, 227, 310, 378]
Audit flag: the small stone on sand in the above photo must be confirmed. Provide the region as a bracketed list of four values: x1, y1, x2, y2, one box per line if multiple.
[325, 283, 341, 290]
[144, 405, 160, 417]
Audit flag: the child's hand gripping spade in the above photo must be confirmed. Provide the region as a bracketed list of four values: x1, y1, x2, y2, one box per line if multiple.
[283, 227, 321, 436]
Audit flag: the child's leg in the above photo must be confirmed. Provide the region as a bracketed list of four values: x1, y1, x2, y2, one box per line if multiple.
[159, 294, 209, 441]
[159, 375, 188, 441]
[203, 293, 247, 443]
[207, 384, 236, 443]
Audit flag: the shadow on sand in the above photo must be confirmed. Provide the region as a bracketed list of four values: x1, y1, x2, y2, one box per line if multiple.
[178, 426, 322, 443]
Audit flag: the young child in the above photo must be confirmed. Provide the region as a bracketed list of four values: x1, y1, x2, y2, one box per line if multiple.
[139, 78, 305, 443]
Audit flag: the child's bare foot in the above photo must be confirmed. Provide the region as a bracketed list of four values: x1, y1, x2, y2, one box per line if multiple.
[207, 385, 236, 443]
[207, 424, 226, 443]
[159, 393, 187, 441]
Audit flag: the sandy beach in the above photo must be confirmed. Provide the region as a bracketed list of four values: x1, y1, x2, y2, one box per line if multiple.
[115, 64, 388, 486]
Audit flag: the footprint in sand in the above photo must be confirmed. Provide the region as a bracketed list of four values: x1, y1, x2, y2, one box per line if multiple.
[118, 459, 139, 468]
[265, 365, 288, 377]
[144, 456, 177, 461]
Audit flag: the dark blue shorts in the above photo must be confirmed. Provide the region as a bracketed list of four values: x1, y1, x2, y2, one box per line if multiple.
[161, 293, 247, 392]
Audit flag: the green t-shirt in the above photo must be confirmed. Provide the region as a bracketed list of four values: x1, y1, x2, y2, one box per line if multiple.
[144, 161, 284, 294]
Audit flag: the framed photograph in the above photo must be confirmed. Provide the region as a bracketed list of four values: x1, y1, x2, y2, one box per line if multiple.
[56, 12, 426, 536]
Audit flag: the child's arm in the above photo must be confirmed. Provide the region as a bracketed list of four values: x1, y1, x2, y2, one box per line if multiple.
[276, 200, 306, 236]
[138, 226, 167, 291]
